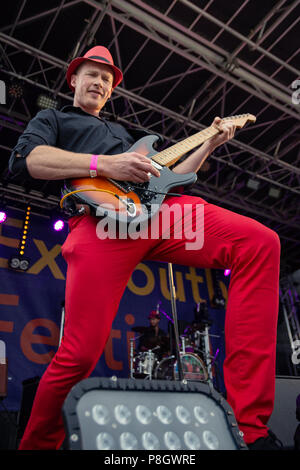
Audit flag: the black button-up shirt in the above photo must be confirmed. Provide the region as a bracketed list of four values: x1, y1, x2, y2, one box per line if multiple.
[9, 105, 153, 181]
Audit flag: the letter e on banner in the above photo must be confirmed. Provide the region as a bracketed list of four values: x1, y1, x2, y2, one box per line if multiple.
[20, 318, 59, 364]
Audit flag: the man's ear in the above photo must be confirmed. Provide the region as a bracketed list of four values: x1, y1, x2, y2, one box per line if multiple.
[70, 74, 77, 89]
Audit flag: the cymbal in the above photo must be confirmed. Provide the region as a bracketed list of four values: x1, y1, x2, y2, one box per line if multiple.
[143, 336, 169, 350]
[142, 337, 159, 348]
[187, 321, 212, 331]
[131, 326, 148, 333]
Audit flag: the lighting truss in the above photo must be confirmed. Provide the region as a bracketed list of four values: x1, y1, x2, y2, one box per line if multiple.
[0, 0, 299, 268]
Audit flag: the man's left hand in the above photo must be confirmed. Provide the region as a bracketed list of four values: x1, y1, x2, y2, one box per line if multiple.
[208, 116, 236, 149]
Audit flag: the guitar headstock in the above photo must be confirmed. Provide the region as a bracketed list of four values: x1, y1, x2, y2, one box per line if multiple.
[223, 113, 256, 129]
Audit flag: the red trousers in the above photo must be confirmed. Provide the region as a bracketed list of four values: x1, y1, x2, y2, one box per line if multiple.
[19, 194, 280, 449]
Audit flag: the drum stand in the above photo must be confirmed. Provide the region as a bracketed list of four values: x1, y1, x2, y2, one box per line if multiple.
[146, 350, 155, 380]
[129, 337, 136, 379]
[128, 263, 187, 382]
[194, 326, 220, 388]
[129, 335, 144, 379]
[202, 326, 213, 385]
[168, 263, 184, 381]
[129, 338, 156, 380]
[59, 301, 65, 346]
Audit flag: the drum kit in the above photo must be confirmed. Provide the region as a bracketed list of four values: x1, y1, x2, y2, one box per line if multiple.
[129, 321, 217, 383]
[130, 264, 220, 386]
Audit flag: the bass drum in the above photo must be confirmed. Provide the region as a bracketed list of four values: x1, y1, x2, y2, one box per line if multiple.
[154, 353, 208, 382]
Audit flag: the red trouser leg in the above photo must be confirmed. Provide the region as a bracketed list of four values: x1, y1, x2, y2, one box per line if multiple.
[145, 195, 281, 444]
[19, 195, 280, 449]
[19, 215, 153, 449]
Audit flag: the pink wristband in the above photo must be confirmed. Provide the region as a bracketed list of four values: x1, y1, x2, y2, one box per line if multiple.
[90, 154, 98, 178]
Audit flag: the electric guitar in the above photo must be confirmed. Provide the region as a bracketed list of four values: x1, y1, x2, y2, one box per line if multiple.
[62, 113, 256, 226]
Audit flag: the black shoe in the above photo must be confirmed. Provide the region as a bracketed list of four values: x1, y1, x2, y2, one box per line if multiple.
[247, 430, 283, 450]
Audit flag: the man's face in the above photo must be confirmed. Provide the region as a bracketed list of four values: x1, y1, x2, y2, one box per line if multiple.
[71, 61, 114, 115]
[150, 317, 159, 327]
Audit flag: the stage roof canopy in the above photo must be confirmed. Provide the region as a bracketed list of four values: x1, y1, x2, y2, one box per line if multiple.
[0, 0, 299, 272]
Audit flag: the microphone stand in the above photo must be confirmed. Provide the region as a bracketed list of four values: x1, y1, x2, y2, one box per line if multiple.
[59, 301, 65, 346]
[168, 263, 184, 381]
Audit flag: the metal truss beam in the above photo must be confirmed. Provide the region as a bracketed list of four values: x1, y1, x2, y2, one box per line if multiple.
[0, 0, 82, 34]
[178, 0, 300, 77]
[95, 0, 300, 119]
[0, 30, 299, 200]
[1, 68, 299, 205]
[0, 1, 299, 251]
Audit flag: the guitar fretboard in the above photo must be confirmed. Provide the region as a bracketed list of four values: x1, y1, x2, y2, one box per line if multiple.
[151, 113, 257, 167]
[152, 125, 219, 167]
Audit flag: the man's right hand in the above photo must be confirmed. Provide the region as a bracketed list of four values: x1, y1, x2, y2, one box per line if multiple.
[26, 146, 161, 182]
[98, 152, 161, 182]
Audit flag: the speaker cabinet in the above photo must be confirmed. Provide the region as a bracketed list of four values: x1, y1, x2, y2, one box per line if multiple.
[0, 363, 8, 398]
[268, 375, 300, 448]
[17, 376, 40, 441]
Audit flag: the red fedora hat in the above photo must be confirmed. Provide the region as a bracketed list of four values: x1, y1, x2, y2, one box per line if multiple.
[66, 45, 123, 91]
[148, 310, 160, 320]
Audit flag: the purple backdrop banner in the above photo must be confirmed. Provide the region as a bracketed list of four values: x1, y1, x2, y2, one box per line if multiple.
[0, 208, 228, 410]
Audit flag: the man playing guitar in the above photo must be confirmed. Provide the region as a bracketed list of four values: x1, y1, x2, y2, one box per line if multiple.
[10, 46, 281, 451]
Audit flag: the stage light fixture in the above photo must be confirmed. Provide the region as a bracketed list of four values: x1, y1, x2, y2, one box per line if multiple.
[53, 219, 64, 231]
[19, 205, 31, 256]
[8, 255, 30, 271]
[19, 258, 30, 271]
[246, 178, 260, 190]
[224, 269, 231, 276]
[8, 205, 31, 272]
[0, 211, 7, 223]
[62, 377, 247, 450]
[8, 82, 23, 99]
[268, 187, 281, 199]
[37, 94, 58, 110]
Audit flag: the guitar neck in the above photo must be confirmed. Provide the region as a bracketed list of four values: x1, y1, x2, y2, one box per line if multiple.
[153, 125, 219, 167]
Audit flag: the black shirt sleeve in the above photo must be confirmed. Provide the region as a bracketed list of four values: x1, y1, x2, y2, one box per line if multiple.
[8, 109, 58, 181]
